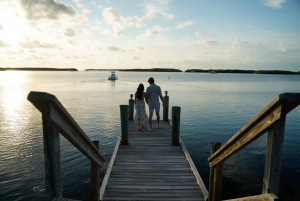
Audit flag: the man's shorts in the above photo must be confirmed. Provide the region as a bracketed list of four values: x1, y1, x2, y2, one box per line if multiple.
[149, 106, 160, 113]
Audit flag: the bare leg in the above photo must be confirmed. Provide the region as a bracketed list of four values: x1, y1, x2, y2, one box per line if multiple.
[156, 112, 160, 126]
[149, 112, 153, 128]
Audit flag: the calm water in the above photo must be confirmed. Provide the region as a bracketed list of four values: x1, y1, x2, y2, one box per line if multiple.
[0, 71, 299, 201]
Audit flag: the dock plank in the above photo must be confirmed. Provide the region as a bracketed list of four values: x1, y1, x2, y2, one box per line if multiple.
[101, 120, 207, 201]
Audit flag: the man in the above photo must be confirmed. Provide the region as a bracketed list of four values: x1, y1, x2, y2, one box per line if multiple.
[145, 77, 164, 132]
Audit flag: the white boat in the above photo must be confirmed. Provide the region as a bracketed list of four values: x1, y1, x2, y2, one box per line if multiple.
[108, 71, 118, 80]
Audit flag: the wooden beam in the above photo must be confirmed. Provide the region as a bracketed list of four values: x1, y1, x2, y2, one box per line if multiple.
[100, 137, 121, 201]
[223, 193, 277, 201]
[262, 118, 286, 196]
[172, 106, 181, 145]
[43, 102, 62, 201]
[27, 92, 106, 168]
[208, 104, 282, 167]
[180, 137, 208, 201]
[91, 141, 99, 201]
[208, 93, 300, 168]
[120, 105, 129, 145]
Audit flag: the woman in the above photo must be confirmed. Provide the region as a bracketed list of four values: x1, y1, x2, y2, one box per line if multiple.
[135, 83, 147, 131]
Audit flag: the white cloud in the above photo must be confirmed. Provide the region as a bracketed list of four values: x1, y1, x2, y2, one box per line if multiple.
[0, 40, 11, 47]
[73, 0, 83, 9]
[102, 7, 144, 36]
[136, 25, 164, 41]
[176, 21, 195, 29]
[195, 31, 218, 46]
[107, 45, 125, 52]
[64, 28, 76, 37]
[143, 0, 173, 20]
[263, 0, 286, 8]
[194, 31, 201, 38]
[198, 40, 218, 46]
[0, 25, 3, 30]
[19, 0, 77, 21]
[19, 38, 56, 49]
[132, 56, 140, 60]
[82, 28, 92, 36]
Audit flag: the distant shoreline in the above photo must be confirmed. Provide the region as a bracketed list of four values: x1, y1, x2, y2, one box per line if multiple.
[185, 69, 300, 75]
[0, 67, 78, 71]
[85, 68, 183, 72]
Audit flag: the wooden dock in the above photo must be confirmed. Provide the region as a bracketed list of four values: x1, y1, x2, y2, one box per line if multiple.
[100, 120, 208, 201]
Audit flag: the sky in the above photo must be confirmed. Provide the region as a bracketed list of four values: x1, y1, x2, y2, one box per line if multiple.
[0, 0, 299, 71]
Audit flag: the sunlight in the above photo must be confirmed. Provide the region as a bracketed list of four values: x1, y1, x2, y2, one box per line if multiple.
[0, 71, 27, 87]
[0, 10, 29, 45]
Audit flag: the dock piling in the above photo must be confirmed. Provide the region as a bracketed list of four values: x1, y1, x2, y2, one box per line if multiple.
[120, 105, 129, 145]
[171, 106, 181, 145]
[163, 91, 169, 121]
[91, 141, 99, 201]
[209, 142, 223, 201]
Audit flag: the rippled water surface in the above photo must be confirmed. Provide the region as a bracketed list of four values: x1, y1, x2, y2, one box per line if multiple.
[0, 71, 299, 200]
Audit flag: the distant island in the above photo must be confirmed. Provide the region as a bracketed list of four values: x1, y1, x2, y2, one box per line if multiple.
[0, 67, 78, 71]
[185, 69, 300, 75]
[85, 68, 182, 72]
[120, 68, 183, 72]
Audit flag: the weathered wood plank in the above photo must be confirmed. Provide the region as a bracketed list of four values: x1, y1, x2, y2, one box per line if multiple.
[101, 118, 204, 200]
[262, 118, 285, 196]
[223, 193, 278, 201]
[181, 137, 208, 200]
[27, 92, 106, 168]
[100, 137, 121, 201]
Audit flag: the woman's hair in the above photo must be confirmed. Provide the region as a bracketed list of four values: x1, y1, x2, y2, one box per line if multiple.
[136, 83, 144, 100]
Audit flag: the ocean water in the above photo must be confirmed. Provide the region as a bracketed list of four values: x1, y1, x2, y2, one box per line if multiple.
[0, 71, 299, 200]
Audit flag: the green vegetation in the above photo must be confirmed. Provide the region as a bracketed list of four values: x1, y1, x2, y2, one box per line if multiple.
[0, 67, 78, 71]
[185, 69, 299, 75]
[119, 68, 183, 72]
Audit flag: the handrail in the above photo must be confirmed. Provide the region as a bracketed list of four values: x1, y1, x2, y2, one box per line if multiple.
[27, 91, 106, 201]
[207, 93, 300, 201]
[208, 93, 300, 167]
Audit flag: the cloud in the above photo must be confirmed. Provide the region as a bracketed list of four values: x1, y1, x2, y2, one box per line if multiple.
[132, 56, 140, 60]
[136, 25, 164, 41]
[143, 0, 173, 20]
[107, 45, 125, 52]
[139, 47, 144, 51]
[176, 21, 195, 29]
[198, 40, 218, 46]
[67, 40, 74, 45]
[263, 0, 286, 8]
[19, 39, 56, 49]
[195, 31, 218, 46]
[19, 0, 77, 21]
[64, 28, 76, 37]
[194, 31, 201, 38]
[72, 0, 83, 8]
[0, 40, 11, 48]
[0, 25, 3, 30]
[102, 7, 143, 36]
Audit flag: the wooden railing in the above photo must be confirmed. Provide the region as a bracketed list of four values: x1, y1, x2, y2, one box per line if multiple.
[208, 93, 300, 201]
[27, 92, 107, 201]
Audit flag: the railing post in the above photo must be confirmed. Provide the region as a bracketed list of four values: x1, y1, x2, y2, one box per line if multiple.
[129, 94, 134, 120]
[120, 105, 129, 145]
[262, 117, 286, 196]
[171, 106, 181, 145]
[209, 142, 223, 201]
[91, 141, 100, 201]
[163, 91, 169, 121]
[42, 102, 62, 201]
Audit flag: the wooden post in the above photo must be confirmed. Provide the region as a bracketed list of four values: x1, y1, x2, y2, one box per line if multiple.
[42, 102, 62, 201]
[129, 94, 134, 120]
[171, 106, 181, 145]
[163, 91, 169, 121]
[262, 117, 286, 196]
[120, 105, 129, 145]
[209, 142, 223, 201]
[91, 141, 99, 201]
